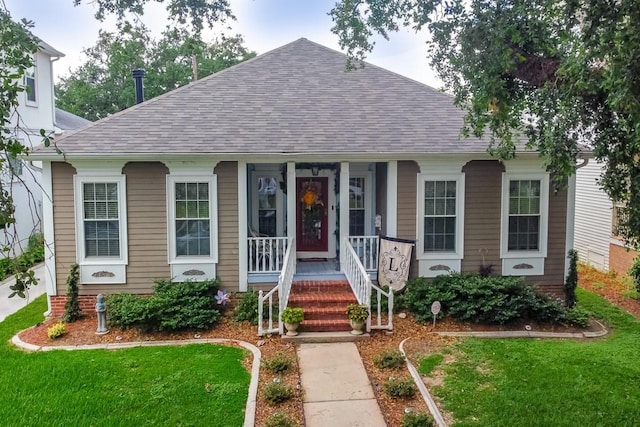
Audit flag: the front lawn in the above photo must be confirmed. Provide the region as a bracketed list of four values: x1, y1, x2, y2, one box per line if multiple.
[433, 288, 640, 426]
[0, 296, 250, 426]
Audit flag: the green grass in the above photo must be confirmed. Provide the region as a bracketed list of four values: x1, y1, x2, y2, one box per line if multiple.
[418, 353, 444, 376]
[435, 289, 640, 426]
[0, 296, 251, 426]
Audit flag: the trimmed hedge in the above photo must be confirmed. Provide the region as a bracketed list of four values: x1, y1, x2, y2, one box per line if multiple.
[402, 273, 586, 326]
[107, 279, 224, 332]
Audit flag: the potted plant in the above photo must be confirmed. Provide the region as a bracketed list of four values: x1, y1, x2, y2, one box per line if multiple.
[281, 307, 304, 336]
[346, 303, 369, 335]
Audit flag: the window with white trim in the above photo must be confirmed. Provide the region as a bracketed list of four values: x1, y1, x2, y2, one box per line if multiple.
[83, 182, 120, 257]
[167, 175, 217, 263]
[25, 64, 36, 104]
[501, 173, 549, 258]
[174, 182, 211, 256]
[74, 175, 127, 263]
[349, 177, 366, 235]
[424, 180, 457, 252]
[417, 174, 465, 258]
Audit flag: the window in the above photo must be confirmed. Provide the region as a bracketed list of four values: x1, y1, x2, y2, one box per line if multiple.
[500, 173, 549, 260]
[423, 180, 457, 252]
[417, 174, 465, 261]
[507, 180, 541, 251]
[174, 182, 211, 256]
[257, 177, 278, 236]
[349, 177, 365, 235]
[7, 155, 22, 177]
[25, 65, 36, 104]
[83, 182, 120, 257]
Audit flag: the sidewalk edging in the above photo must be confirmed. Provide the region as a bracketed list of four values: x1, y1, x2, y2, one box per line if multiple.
[11, 333, 261, 427]
[434, 319, 608, 339]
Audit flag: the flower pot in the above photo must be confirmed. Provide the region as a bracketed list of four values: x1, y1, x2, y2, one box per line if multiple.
[349, 319, 365, 335]
[284, 322, 300, 336]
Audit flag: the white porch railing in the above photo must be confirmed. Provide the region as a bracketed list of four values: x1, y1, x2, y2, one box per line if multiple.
[258, 238, 295, 336]
[248, 236, 289, 273]
[344, 239, 393, 332]
[348, 235, 379, 272]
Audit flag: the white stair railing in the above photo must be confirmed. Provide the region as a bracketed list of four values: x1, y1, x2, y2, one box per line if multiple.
[248, 236, 289, 273]
[348, 235, 379, 272]
[258, 238, 295, 336]
[343, 239, 393, 332]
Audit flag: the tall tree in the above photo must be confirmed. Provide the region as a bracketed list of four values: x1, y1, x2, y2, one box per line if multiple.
[330, 0, 640, 244]
[56, 25, 255, 121]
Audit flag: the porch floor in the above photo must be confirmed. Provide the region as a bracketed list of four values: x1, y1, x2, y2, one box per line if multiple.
[294, 258, 342, 280]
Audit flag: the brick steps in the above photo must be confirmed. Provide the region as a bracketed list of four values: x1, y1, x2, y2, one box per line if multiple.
[288, 280, 357, 333]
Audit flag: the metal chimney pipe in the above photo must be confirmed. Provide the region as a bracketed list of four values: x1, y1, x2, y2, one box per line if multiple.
[132, 68, 145, 104]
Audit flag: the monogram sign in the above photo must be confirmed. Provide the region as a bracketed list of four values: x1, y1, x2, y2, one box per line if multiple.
[377, 236, 414, 291]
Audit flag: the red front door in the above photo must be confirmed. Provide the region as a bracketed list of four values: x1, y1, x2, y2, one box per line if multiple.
[296, 177, 329, 252]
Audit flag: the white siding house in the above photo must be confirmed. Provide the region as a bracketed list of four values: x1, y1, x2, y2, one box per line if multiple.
[2, 40, 64, 256]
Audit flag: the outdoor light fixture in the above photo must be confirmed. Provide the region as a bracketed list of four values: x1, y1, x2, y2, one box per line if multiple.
[311, 165, 320, 176]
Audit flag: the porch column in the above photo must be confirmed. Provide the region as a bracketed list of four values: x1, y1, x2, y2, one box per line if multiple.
[286, 162, 297, 264]
[340, 162, 350, 266]
[237, 161, 248, 291]
[386, 160, 398, 237]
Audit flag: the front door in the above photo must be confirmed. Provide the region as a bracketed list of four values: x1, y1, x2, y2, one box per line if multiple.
[296, 177, 329, 253]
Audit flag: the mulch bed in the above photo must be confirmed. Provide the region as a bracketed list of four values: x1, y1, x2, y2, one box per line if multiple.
[18, 265, 633, 427]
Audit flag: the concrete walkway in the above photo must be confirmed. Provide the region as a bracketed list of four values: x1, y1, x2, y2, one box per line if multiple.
[298, 342, 386, 427]
[0, 263, 46, 322]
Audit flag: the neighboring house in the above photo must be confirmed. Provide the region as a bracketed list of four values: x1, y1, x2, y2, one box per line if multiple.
[574, 159, 637, 273]
[2, 39, 64, 257]
[29, 39, 577, 318]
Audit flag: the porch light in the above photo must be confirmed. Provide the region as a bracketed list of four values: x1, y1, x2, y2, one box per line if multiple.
[311, 165, 320, 176]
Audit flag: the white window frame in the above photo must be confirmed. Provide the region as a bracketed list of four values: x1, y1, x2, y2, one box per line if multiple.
[25, 61, 37, 106]
[416, 173, 465, 260]
[500, 173, 549, 259]
[348, 171, 373, 236]
[73, 175, 128, 284]
[250, 170, 284, 237]
[167, 175, 218, 265]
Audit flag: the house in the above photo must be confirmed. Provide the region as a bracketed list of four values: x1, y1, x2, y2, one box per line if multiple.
[29, 39, 575, 325]
[2, 39, 64, 257]
[574, 159, 637, 273]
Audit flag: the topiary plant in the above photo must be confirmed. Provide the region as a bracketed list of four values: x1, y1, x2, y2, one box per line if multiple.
[63, 264, 81, 322]
[565, 249, 579, 308]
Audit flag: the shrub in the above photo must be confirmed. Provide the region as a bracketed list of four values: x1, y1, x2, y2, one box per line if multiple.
[402, 412, 435, 427]
[107, 279, 223, 332]
[281, 307, 304, 324]
[47, 322, 66, 339]
[63, 264, 81, 322]
[629, 255, 640, 293]
[233, 290, 260, 324]
[262, 354, 293, 374]
[418, 354, 444, 376]
[402, 273, 579, 325]
[262, 382, 294, 405]
[346, 303, 369, 321]
[0, 232, 45, 282]
[384, 377, 416, 399]
[564, 307, 590, 328]
[565, 249, 579, 308]
[373, 349, 405, 370]
[264, 411, 297, 427]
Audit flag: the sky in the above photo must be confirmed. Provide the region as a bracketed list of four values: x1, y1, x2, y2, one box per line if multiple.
[3, 0, 442, 88]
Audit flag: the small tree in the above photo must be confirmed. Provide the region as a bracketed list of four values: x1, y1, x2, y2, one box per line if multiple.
[63, 264, 81, 322]
[628, 255, 640, 294]
[565, 249, 579, 308]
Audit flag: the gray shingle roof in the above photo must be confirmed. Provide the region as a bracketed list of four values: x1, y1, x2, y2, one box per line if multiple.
[37, 38, 492, 157]
[55, 108, 92, 130]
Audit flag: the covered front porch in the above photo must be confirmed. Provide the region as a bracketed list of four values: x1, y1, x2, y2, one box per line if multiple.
[240, 161, 396, 284]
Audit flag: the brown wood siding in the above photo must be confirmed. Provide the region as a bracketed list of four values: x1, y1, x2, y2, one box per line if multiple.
[527, 184, 567, 292]
[216, 161, 240, 290]
[122, 162, 170, 293]
[396, 160, 419, 277]
[52, 162, 78, 294]
[461, 161, 504, 274]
